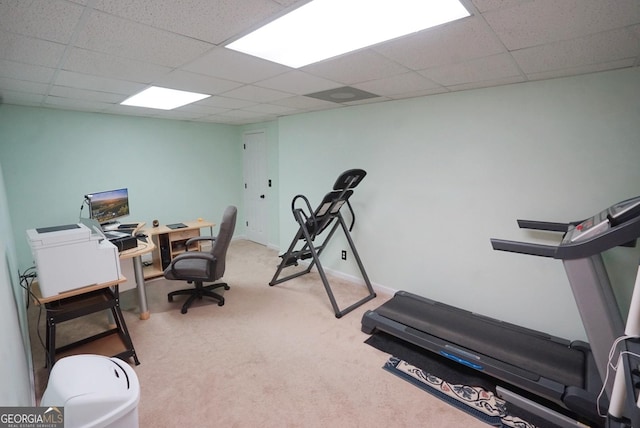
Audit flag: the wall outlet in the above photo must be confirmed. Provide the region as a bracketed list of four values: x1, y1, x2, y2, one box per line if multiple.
[341, 250, 347, 260]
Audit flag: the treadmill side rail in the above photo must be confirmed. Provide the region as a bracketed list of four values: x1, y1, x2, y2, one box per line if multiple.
[490, 238, 557, 257]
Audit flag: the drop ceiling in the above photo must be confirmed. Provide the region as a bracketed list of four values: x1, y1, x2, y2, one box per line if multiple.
[1, 0, 638, 125]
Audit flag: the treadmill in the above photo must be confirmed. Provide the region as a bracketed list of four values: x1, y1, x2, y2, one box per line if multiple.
[362, 196, 640, 427]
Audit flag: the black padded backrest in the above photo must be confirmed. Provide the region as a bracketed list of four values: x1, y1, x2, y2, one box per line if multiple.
[333, 169, 366, 190]
[315, 190, 353, 218]
[210, 205, 237, 279]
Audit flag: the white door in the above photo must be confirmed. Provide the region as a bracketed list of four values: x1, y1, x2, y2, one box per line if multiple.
[243, 130, 268, 245]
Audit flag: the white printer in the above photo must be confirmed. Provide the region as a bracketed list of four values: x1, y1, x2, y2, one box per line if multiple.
[27, 223, 121, 298]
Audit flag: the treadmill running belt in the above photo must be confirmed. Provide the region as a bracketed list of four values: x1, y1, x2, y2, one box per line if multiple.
[373, 292, 585, 389]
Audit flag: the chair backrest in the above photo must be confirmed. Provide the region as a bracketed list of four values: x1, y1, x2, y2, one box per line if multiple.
[210, 205, 237, 280]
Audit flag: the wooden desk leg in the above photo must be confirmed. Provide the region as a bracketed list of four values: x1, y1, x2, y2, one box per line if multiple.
[132, 255, 150, 320]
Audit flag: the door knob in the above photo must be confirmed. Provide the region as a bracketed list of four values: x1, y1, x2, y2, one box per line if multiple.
[260, 195, 265, 199]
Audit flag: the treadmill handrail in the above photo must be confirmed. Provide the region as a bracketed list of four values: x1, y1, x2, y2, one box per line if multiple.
[491, 239, 557, 258]
[493, 211, 640, 260]
[517, 219, 571, 233]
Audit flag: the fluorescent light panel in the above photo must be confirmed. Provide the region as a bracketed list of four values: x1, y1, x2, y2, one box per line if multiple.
[121, 86, 210, 110]
[227, 0, 470, 68]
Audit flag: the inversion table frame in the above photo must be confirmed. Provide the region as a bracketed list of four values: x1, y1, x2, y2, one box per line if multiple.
[270, 169, 376, 318]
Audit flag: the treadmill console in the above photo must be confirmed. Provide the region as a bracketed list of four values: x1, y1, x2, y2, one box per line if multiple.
[567, 211, 609, 243]
[566, 196, 640, 243]
[608, 196, 640, 226]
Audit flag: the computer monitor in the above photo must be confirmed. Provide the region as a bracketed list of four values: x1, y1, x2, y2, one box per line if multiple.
[86, 188, 130, 229]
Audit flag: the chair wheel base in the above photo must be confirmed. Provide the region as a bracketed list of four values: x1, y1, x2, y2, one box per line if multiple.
[168, 282, 228, 313]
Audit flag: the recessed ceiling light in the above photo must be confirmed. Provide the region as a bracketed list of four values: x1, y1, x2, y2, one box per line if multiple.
[121, 86, 210, 110]
[226, 0, 470, 68]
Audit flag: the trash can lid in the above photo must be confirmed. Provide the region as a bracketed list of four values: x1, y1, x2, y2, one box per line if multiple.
[41, 355, 140, 427]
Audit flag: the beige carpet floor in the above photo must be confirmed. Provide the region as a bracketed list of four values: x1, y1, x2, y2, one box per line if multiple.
[28, 239, 486, 427]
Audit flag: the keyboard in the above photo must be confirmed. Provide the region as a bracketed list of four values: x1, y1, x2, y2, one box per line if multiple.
[118, 223, 138, 229]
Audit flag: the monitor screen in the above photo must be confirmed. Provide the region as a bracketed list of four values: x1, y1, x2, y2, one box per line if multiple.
[86, 188, 130, 225]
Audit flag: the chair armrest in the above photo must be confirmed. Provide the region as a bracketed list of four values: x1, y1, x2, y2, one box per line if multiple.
[185, 236, 217, 247]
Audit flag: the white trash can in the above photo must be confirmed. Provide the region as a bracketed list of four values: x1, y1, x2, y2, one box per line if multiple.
[41, 355, 140, 428]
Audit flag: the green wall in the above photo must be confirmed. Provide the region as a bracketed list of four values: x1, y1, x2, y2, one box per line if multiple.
[0, 106, 245, 270]
[277, 68, 640, 340]
[0, 160, 33, 405]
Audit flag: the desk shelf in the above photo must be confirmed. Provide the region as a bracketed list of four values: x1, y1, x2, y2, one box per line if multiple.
[143, 220, 214, 279]
[44, 286, 139, 369]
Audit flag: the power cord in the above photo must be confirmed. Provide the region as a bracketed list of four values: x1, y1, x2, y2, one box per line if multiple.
[597, 335, 640, 418]
[18, 267, 65, 369]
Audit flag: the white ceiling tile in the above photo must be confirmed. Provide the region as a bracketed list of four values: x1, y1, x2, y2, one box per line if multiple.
[63, 48, 171, 83]
[255, 71, 338, 95]
[220, 85, 293, 102]
[271, 95, 336, 110]
[103, 104, 166, 117]
[0, 32, 66, 68]
[353, 72, 441, 97]
[42, 95, 110, 111]
[217, 109, 272, 119]
[153, 70, 243, 95]
[55, 70, 144, 94]
[0, 60, 55, 83]
[513, 28, 640, 74]
[0, 89, 45, 105]
[420, 53, 522, 86]
[148, 109, 208, 121]
[242, 104, 296, 115]
[524, 58, 637, 82]
[374, 17, 505, 70]
[183, 48, 290, 84]
[0, 0, 84, 44]
[196, 96, 256, 110]
[384, 87, 448, 100]
[48, 85, 124, 103]
[302, 50, 411, 85]
[74, 11, 214, 68]
[1, 0, 638, 124]
[91, 0, 296, 44]
[343, 96, 393, 106]
[472, 0, 533, 13]
[174, 103, 230, 116]
[0, 77, 50, 95]
[272, 0, 300, 6]
[445, 74, 526, 92]
[196, 115, 237, 124]
[484, 0, 640, 50]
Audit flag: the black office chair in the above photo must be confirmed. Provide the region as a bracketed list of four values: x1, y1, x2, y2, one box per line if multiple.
[164, 206, 237, 314]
